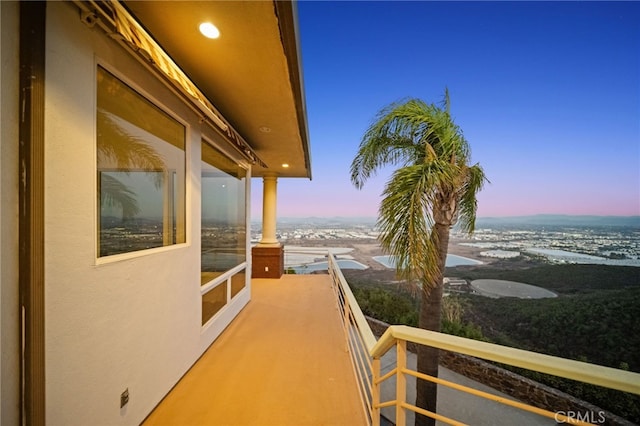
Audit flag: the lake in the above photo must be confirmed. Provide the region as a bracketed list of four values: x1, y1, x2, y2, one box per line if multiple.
[372, 254, 483, 268]
[289, 259, 368, 274]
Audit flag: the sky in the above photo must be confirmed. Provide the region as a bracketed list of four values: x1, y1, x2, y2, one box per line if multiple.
[252, 1, 640, 219]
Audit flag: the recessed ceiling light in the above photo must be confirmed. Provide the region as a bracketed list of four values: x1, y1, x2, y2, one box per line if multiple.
[282, 163, 289, 168]
[199, 22, 220, 39]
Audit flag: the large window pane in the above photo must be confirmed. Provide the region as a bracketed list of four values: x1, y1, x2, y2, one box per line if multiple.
[201, 141, 247, 285]
[97, 66, 185, 257]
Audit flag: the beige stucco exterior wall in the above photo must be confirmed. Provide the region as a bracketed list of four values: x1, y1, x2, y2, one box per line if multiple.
[0, 2, 21, 425]
[42, 3, 250, 425]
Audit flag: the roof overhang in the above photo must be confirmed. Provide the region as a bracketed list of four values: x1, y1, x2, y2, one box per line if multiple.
[121, 0, 311, 179]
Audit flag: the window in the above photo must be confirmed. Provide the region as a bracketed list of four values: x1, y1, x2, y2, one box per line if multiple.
[200, 141, 247, 285]
[201, 141, 247, 325]
[97, 66, 186, 257]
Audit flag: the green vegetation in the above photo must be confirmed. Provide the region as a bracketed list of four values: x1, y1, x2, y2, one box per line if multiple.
[440, 296, 486, 341]
[346, 276, 419, 326]
[345, 264, 640, 422]
[348, 280, 486, 340]
[452, 263, 639, 294]
[458, 288, 640, 370]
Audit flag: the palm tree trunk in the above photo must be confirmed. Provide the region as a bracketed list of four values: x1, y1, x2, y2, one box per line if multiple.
[415, 222, 450, 426]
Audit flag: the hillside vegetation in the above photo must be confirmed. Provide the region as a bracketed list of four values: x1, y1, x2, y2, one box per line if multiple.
[453, 263, 639, 294]
[453, 264, 640, 370]
[343, 264, 640, 422]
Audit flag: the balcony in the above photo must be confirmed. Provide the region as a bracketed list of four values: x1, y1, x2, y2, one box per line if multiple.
[144, 254, 640, 426]
[143, 273, 368, 425]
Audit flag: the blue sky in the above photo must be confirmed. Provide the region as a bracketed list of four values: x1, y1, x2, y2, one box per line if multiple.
[253, 1, 640, 218]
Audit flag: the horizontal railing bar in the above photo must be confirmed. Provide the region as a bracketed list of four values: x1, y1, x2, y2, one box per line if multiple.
[376, 400, 397, 409]
[356, 341, 374, 373]
[345, 334, 373, 421]
[376, 367, 397, 385]
[403, 368, 594, 425]
[328, 253, 375, 424]
[401, 402, 468, 426]
[349, 340, 373, 395]
[328, 254, 377, 352]
[349, 339, 373, 406]
[372, 325, 640, 396]
[351, 344, 373, 416]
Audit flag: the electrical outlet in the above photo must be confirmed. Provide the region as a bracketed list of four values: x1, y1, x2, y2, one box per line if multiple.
[120, 388, 129, 408]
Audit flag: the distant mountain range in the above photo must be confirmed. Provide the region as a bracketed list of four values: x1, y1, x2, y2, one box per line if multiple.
[475, 215, 640, 227]
[260, 214, 640, 227]
[275, 216, 377, 225]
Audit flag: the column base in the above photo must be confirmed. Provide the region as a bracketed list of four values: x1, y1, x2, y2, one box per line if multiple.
[251, 245, 284, 278]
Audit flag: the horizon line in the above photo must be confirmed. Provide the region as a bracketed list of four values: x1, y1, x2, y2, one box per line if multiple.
[258, 213, 640, 219]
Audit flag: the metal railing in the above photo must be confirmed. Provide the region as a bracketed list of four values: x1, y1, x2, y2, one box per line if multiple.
[328, 253, 377, 424]
[326, 252, 640, 426]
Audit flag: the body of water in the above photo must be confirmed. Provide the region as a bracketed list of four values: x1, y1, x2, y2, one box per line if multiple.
[525, 248, 640, 267]
[480, 250, 521, 259]
[372, 254, 483, 269]
[289, 259, 368, 274]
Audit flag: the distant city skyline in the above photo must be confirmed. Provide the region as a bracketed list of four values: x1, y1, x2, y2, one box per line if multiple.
[251, 1, 640, 219]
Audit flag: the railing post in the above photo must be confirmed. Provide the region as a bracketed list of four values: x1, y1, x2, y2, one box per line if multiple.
[372, 356, 381, 426]
[396, 339, 407, 426]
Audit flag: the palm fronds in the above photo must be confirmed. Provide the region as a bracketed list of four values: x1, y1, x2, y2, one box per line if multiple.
[351, 91, 488, 290]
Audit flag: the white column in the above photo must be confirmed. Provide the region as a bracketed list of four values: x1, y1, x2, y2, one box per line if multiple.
[259, 175, 279, 245]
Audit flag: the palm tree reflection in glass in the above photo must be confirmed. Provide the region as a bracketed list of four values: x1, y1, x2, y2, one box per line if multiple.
[98, 109, 166, 220]
[97, 109, 170, 256]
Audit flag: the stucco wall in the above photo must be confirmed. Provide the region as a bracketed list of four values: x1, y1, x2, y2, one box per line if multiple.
[1, 2, 20, 425]
[43, 3, 249, 425]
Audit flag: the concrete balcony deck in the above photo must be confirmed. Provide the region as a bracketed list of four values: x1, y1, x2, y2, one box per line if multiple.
[143, 274, 367, 426]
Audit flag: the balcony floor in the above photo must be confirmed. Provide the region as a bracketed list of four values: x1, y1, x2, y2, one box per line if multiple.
[143, 274, 367, 426]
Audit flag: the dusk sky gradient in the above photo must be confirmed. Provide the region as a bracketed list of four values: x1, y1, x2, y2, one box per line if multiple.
[252, 1, 640, 219]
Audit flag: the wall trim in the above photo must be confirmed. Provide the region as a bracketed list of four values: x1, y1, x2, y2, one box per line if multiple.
[19, 2, 46, 425]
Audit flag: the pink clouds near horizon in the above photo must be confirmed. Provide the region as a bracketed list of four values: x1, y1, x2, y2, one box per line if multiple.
[251, 181, 639, 219]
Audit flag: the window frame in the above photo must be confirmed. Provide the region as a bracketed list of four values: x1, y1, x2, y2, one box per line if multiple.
[94, 61, 191, 265]
[200, 136, 251, 327]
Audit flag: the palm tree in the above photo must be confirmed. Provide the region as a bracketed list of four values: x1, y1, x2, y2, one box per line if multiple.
[350, 91, 487, 426]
